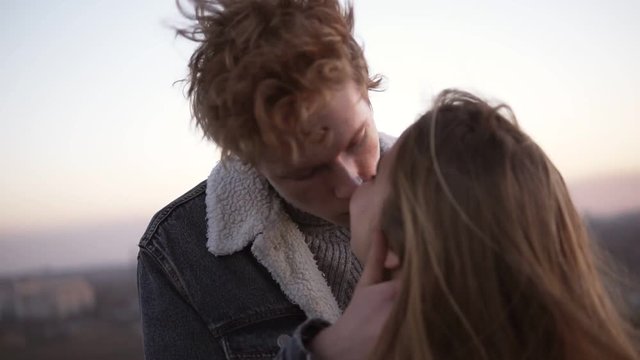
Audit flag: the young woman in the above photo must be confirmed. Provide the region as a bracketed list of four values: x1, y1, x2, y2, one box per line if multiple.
[349, 90, 639, 360]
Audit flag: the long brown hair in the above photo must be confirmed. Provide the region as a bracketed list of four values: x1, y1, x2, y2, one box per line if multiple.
[374, 90, 639, 360]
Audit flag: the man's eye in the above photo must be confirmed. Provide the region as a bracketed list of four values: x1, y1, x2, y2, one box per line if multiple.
[288, 169, 317, 181]
[348, 128, 367, 152]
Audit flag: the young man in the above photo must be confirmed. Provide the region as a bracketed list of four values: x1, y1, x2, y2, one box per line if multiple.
[137, 1, 395, 359]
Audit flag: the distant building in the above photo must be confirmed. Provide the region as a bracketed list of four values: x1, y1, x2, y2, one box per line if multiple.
[11, 276, 96, 320]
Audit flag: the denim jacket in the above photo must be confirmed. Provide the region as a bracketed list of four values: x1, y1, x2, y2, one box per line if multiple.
[138, 135, 394, 359]
[137, 160, 342, 360]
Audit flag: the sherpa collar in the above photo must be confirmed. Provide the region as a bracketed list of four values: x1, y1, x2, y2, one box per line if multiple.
[205, 159, 342, 322]
[205, 134, 394, 322]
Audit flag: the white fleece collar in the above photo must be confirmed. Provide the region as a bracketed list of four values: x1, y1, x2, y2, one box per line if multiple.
[205, 134, 394, 322]
[205, 160, 341, 322]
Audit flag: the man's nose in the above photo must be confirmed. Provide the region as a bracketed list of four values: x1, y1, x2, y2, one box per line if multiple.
[333, 158, 363, 200]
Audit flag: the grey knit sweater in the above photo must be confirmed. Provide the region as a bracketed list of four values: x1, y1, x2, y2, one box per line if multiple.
[284, 203, 362, 311]
[205, 134, 393, 322]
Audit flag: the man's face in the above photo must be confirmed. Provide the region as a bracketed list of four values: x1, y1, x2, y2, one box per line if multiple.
[257, 82, 380, 228]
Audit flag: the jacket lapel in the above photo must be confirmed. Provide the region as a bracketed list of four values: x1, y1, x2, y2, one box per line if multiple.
[204, 134, 395, 322]
[205, 159, 340, 322]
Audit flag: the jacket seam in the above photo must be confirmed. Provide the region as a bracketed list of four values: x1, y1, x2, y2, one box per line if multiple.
[138, 245, 194, 307]
[209, 304, 304, 338]
[138, 180, 207, 248]
[141, 242, 305, 340]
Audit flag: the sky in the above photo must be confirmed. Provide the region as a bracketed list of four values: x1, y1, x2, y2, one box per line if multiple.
[0, 0, 639, 274]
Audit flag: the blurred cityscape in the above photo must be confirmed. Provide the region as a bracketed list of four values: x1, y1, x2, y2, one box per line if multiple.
[0, 211, 638, 360]
[0, 265, 142, 360]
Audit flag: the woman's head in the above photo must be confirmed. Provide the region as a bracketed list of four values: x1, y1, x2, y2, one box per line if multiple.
[351, 90, 638, 359]
[178, 0, 382, 226]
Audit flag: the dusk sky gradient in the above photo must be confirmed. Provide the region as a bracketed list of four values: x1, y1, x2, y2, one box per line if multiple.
[1, 0, 638, 274]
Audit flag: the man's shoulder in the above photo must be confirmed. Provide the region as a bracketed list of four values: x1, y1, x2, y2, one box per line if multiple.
[136, 180, 304, 335]
[136, 178, 259, 288]
[138, 180, 207, 249]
